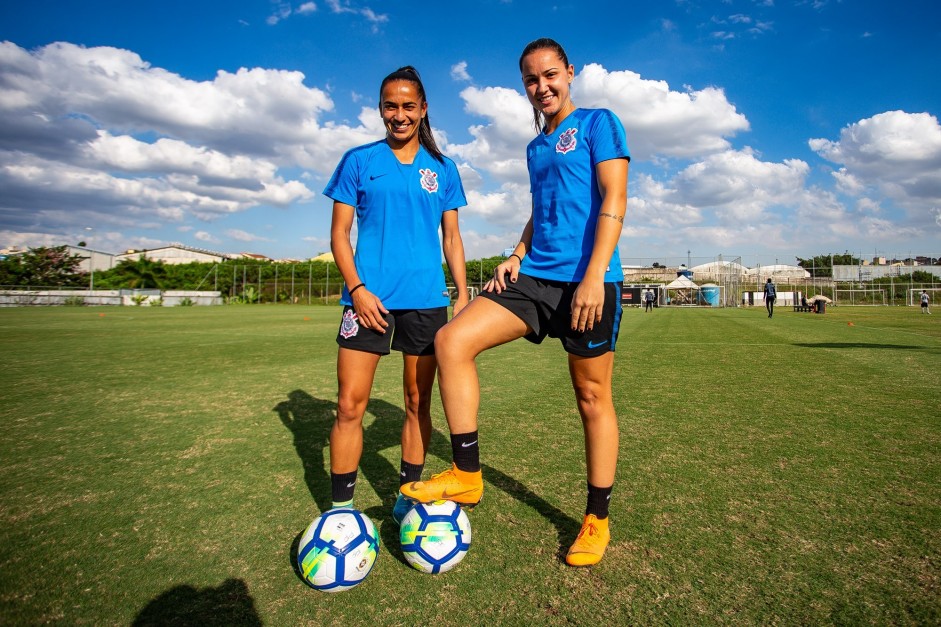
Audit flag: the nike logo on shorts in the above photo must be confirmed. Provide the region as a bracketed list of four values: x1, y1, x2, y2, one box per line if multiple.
[588, 340, 607, 349]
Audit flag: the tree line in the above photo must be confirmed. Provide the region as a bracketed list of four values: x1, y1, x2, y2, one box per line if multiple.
[3, 246, 935, 303]
[795, 253, 939, 277]
[0, 246, 512, 302]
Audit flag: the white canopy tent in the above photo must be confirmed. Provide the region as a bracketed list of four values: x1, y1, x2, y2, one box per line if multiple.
[665, 275, 699, 290]
[664, 275, 700, 305]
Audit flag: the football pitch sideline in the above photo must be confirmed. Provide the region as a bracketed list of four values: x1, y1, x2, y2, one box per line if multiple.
[0, 305, 938, 625]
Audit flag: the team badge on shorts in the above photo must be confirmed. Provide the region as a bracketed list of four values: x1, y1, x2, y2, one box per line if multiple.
[556, 128, 578, 154]
[340, 308, 360, 338]
[419, 168, 438, 193]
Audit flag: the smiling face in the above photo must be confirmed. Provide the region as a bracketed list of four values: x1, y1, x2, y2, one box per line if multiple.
[520, 47, 575, 129]
[380, 79, 426, 148]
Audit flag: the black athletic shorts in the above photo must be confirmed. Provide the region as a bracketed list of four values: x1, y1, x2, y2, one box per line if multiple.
[336, 306, 448, 356]
[479, 273, 623, 357]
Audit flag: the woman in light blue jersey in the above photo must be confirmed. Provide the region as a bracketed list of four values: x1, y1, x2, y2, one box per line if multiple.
[324, 66, 468, 523]
[402, 39, 629, 567]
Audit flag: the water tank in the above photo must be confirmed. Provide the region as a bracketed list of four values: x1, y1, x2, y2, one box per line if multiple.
[701, 284, 720, 306]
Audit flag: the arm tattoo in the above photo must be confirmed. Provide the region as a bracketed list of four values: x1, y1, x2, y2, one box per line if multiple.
[599, 212, 624, 223]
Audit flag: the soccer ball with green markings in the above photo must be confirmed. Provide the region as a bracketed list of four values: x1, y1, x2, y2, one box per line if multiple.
[399, 500, 472, 574]
[297, 508, 379, 592]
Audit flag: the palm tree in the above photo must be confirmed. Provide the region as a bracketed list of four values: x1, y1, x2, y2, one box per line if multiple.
[115, 255, 167, 289]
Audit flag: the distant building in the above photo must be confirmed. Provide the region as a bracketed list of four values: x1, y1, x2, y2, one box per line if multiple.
[67, 246, 115, 273]
[310, 252, 336, 263]
[114, 244, 229, 265]
[690, 260, 749, 280]
[230, 252, 271, 262]
[1, 245, 115, 273]
[744, 264, 811, 280]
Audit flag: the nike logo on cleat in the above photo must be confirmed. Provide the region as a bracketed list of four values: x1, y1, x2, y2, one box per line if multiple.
[442, 487, 476, 499]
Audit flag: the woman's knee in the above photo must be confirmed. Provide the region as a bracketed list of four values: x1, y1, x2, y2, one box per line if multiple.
[403, 387, 432, 420]
[335, 394, 367, 425]
[434, 323, 465, 363]
[572, 379, 613, 413]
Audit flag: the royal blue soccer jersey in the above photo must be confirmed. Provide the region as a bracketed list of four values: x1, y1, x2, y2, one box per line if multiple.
[324, 140, 467, 309]
[523, 108, 630, 282]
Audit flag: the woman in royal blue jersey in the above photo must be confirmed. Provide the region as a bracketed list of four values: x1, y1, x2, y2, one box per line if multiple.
[324, 66, 468, 523]
[402, 39, 629, 566]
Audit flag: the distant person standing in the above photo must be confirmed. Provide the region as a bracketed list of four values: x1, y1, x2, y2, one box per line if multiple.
[644, 289, 655, 312]
[764, 278, 777, 318]
[921, 290, 931, 314]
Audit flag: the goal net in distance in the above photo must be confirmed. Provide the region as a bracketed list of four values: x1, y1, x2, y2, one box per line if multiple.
[909, 288, 941, 307]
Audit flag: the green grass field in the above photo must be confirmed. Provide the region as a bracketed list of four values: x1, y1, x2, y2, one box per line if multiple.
[1, 304, 939, 625]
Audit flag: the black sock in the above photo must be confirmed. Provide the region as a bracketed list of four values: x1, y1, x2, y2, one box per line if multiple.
[586, 483, 613, 519]
[400, 460, 424, 486]
[451, 431, 480, 472]
[331, 470, 357, 504]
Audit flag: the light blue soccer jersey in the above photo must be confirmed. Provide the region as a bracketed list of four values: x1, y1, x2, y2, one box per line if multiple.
[324, 140, 467, 309]
[523, 108, 630, 282]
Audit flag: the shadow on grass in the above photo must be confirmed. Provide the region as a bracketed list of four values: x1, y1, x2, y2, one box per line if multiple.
[274, 390, 336, 513]
[132, 578, 261, 626]
[275, 390, 580, 565]
[274, 389, 451, 511]
[275, 389, 451, 568]
[481, 463, 582, 563]
[793, 342, 925, 350]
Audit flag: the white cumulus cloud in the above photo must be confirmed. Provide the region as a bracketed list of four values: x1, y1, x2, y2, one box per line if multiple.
[810, 111, 941, 226]
[574, 63, 750, 161]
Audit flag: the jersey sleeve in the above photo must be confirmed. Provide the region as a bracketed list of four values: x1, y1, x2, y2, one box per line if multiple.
[588, 109, 630, 166]
[322, 148, 360, 207]
[441, 158, 468, 212]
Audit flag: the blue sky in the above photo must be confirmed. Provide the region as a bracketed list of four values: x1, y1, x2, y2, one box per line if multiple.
[1, 0, 939, 267]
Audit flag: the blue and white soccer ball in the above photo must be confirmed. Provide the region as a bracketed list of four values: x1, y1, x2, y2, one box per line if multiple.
[297, 508, 380, 592]
[399, 500, 472, 574]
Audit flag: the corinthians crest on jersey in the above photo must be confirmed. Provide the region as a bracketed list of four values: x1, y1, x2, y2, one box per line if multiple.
[556, 128, 578, 154]
[419, 168, 439, 193]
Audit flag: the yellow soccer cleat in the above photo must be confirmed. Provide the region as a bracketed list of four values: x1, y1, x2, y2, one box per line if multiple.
[399, 464, 483, 509]
[565, 514, 610, 567]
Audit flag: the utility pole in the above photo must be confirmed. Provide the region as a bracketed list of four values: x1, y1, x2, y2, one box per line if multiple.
[85, 228, 94, 293]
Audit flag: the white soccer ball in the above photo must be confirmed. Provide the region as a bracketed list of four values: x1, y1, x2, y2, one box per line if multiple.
[399, 500, 472, 574]
[297, 508, 380, 592]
